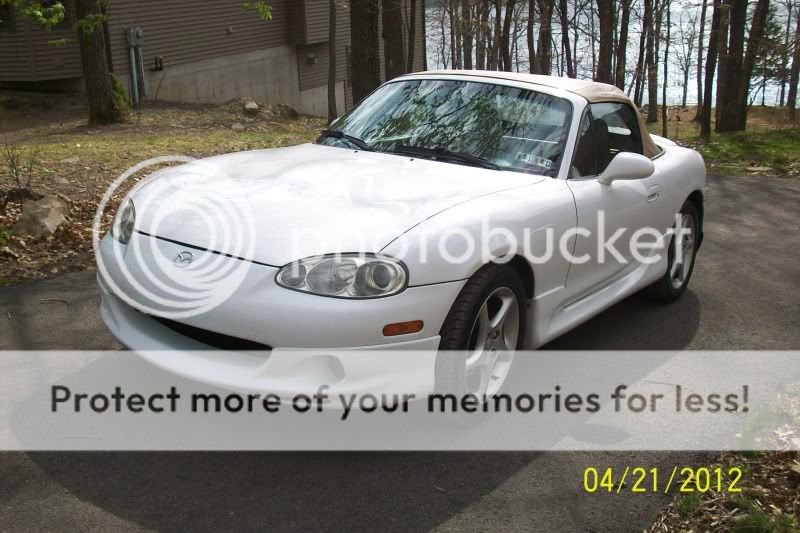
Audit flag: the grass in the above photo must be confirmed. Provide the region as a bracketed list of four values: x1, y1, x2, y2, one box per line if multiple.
[730, 494, 797, 533]
[0, 91, 325, 285]
[645, 106, 800, 178]
[674, 492, 702, 519]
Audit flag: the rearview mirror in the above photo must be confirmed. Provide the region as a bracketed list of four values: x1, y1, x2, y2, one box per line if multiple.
[597, 152, 655, 185]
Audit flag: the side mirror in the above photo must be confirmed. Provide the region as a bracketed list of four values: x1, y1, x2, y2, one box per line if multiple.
[597, 152, 655, 185]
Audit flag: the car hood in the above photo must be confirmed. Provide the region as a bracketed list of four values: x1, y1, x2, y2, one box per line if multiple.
[131, 144, 543, 266]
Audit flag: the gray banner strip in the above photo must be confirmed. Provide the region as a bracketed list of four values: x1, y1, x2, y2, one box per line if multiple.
[1, 350, 797, 451]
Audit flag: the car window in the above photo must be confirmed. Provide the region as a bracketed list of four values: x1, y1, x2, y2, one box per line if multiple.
[325, 79, 572, 177]
[589, 102, 643, 170]
[570, 112, 596, 178]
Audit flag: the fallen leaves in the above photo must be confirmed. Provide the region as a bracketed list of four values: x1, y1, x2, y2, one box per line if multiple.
[648, 452, 800, 532]
[1, 95, 324, 285]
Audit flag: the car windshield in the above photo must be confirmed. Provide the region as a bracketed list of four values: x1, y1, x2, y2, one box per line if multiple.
[319, 79, 572, 177]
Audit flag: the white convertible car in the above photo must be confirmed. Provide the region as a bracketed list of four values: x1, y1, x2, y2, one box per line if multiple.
[97, 71, 705, 398]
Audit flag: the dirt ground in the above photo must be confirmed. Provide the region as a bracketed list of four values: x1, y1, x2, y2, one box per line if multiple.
[0, 91, 325, 285]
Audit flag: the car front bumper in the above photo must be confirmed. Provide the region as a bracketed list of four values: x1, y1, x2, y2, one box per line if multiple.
[97, 232, 465, 397]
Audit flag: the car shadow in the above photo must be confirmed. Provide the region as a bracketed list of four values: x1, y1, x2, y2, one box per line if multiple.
[17, 290, 702, 531]
[543, 289, 701, 350]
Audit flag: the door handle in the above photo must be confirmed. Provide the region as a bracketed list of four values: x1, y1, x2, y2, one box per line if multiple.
[647, 185, 660, 203]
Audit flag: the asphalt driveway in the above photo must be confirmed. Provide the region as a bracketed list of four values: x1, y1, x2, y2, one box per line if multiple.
[1, 174, 799, 532]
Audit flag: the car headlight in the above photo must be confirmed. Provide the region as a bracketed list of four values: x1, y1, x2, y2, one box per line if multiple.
[111, 198, 136, 244]
[276, 254, 408, 298]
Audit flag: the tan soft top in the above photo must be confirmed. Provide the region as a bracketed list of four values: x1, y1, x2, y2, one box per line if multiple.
[407, 70, 661, 158]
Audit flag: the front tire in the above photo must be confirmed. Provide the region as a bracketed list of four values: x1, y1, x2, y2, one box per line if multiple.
[646, 200, 700, 302]
[436, 263, 527, 397]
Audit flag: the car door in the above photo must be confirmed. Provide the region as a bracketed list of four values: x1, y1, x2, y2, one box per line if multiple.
[563, 102, 665, 301]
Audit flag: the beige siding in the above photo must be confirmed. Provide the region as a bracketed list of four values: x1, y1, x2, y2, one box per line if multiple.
[299, 0, 426, 98]
[0, 14, 80, 82]
[106, 0, 290, 76]
[286, 1, 307, 44]
[0, 0, 426, 111]
[297, 2, 350, 92]
[0, 17, 33, 81]
[29, 24, 82, 80]
[304, 0, 330, 45]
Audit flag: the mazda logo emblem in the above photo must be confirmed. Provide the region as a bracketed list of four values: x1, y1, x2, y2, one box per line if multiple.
[173, 251, 194, 267]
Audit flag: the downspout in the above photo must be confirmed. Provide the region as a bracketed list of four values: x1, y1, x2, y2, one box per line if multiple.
[126, 29, 139, 104]
[126, 26, 145, 104]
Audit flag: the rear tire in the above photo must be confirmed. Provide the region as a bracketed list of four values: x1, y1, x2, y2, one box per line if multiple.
[645, 200, 700, 302]
[436, 263, 527, 397]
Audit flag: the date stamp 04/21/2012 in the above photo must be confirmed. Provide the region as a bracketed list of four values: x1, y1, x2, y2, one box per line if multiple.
[582, 466, 743, 494]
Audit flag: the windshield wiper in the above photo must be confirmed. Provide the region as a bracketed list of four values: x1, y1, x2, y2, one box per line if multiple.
[389, 144, 500, 170]
[319, 129, 374, 151]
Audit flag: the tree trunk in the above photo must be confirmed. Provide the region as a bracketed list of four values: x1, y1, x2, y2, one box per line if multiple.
[661, 0, 671, 137]
[595, 0, 614, 82]
[500, 0, 516, 71]
[558, 0, 574, 77]
[527, 0, 537, 73]
[634, 0, 651, 106]
[491, 0, 502, 69]
[73, 0, 122, 125]
[536, 0, 554, 74]
[779, 4, 792, 107]
[714, 0, 730, 128]
[614, 0, 630, 89]
[476, 0, 488, 69]
[730, 0, 770, 130]
[383, 0, 406, 79]
[406, 0, 418, 72]
[328, 0, 338, 123]
[462, 0, 474, 69]
[701, 0, 722, 138]
[454, 0, 463, 68]
[351, 0, 381, 104]
[448, 1, 458, 68]
[573, 11, 579, 73]
[512, 7, 521, 70]
[716, 0, 746, 132]
[646, 0, 659, 122]
[693, 0, 708, 120]
[589, 3, 597, 75]
[682, 67, 689, 107]
[438, 7, 449, 68]
[789, 4, 800, 120]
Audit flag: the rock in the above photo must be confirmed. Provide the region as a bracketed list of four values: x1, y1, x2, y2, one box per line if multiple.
[243, 101, 259, 116]
[787, 465, 800, 488]
[56, 177, 70, 185]
[60, 156, 80, 164]
[231, 122, 246, 131]
[12, 195, 68, 239]
[746, 166, 772, 173]
[270, 103, 300, 120]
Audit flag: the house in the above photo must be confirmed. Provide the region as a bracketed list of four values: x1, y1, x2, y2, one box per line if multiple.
[0, 0, 427, 116]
